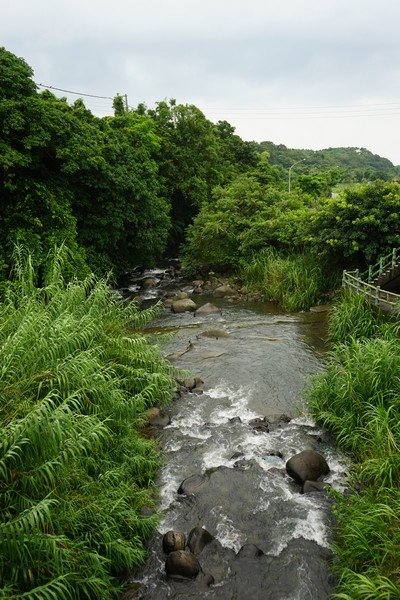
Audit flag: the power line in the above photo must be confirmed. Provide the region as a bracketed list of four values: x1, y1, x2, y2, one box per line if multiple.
[37, 83, 114, 100]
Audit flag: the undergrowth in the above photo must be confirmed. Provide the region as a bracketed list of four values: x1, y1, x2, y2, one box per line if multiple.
[308, 290, 400, 598]
[0, 246, 175, 599]
[240, 249, 336, 311]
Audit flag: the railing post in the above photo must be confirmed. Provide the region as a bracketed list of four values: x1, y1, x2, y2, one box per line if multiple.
[368, 265, 372, 282]
[393, 248, 397, 268]
[375, 285, 380, 306]
[342, 270, 347, 287]
[379, 258, 384, 275]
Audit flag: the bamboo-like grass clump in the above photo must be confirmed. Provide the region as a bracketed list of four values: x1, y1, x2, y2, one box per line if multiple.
[0, 247, 174, 599]
[308, 290, 400, 598]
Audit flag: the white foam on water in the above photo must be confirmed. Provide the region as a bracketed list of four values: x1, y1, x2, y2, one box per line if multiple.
[164, 439, 182, 452]
[165, 406, 211, 440]
[213, 509, 245, 553]
[202, 443, 232, 470]
[269, 507, 329, 556]
[158, 463, 183, 510]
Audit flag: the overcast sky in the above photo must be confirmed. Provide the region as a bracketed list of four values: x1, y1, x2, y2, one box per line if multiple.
[3, 0, 400, 164]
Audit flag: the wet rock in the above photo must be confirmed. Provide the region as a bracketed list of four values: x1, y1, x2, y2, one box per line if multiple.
[302, 480, 331, 494]
[195, 302, 221, 316]
[233, 459, 248, 469]
[182, 376, 204, 391]
[165, 550, 200, 579]
[266, 450, 284, 459]
[197, 572, 215, 586]
[213, 284, 235, 298]
[187, 526, 214, 555]
[249, 417, 269, 433]
[192, 279, 204, 288]
[142, 277, 158, 288]
[268, 413, 292, 424]
[178, 474, 206, 495]
[229, 417, 242, 424]
[236, 544, 264, 559]
[230, 451, 244, 459]
[163, 298, 174, 307]
[199, 328, 229, 338]
[174, 291, 189, 300]
[171, 299, 197, 313]
[286, 450, 330, 484]
[163, 530, 186, 554]
[146, 407, 170, 427]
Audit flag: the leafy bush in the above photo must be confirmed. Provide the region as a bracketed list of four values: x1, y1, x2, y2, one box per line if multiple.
[0, 247, 174, 599]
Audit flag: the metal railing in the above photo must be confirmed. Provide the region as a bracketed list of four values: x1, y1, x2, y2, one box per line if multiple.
[362, 248, 399, 283]
[342, 269, 400, 310]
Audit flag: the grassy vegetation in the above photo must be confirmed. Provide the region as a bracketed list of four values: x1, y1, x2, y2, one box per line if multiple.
[308, 291, 400, 598]
[240, 249, 336, 311]
[0, 247, 174, 599]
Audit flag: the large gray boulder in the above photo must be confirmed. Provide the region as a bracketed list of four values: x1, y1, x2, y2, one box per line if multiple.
[195, 302, 221, 316]
[286, 450, 330, 484]
[165, 550, 200, 579]
[171, 299, 197, 313]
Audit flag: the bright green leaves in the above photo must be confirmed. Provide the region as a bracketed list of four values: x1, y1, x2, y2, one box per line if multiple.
[0, 248, 175, 598]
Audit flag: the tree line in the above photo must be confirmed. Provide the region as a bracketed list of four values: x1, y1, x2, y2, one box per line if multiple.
[0, 46, 258, 280]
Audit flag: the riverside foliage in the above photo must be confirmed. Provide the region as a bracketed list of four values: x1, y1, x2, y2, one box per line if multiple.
[0, 248, 174, 599]
[308, 292, 400, 598]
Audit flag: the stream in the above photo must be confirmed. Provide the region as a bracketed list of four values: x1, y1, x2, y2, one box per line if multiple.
[121, 267, 348, 600]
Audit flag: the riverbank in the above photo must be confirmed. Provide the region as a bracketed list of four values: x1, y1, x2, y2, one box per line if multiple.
[308, 291, 400, 598]
[0, 250, 175, 599]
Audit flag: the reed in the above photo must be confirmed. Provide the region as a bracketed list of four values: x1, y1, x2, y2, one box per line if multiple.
[0, 247, 174, 599]
[241, 249, 332, 311]
[308, 292, 400, 598]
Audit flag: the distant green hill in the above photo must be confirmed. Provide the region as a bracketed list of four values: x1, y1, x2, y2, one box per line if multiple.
[258, 141, 400, 182]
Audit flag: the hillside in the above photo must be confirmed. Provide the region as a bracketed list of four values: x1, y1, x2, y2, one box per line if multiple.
[258, 141, 400, 182]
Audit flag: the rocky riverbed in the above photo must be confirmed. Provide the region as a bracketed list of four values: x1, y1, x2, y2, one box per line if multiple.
[119, 264, 348, 600]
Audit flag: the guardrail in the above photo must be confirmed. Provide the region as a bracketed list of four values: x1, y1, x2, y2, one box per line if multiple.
[342, 270, 400, 310]
[362, 248, 399, 283]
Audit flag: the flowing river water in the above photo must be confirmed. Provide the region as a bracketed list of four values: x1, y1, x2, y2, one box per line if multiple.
[121, 267, 348, 600]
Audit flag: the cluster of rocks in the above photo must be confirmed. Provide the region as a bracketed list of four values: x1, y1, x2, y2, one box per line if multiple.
[161, 448, 330, 587]
[163, 275, 264, 313]
[162, 526, 215, 585]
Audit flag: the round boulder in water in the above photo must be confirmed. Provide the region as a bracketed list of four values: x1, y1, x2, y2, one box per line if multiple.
[162, 530, 186, 554]
[286, 450, 330, 484]
[187, 526, 214, 555]
[165, 550, 200, 579]
[195, 302, 221, 316]
[171, 299, 197, 313]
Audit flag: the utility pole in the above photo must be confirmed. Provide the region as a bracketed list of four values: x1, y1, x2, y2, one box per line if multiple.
[124, 94, 129, 112]
[288, 159, 305, 193]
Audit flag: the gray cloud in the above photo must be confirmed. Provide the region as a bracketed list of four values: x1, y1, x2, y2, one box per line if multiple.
[2, 0, 400, 163]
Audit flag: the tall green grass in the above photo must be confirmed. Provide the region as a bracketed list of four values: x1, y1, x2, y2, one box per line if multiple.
[308, 291, 400, 598]
[0, 247, 174, 599]
[241, 249, 335, 311]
